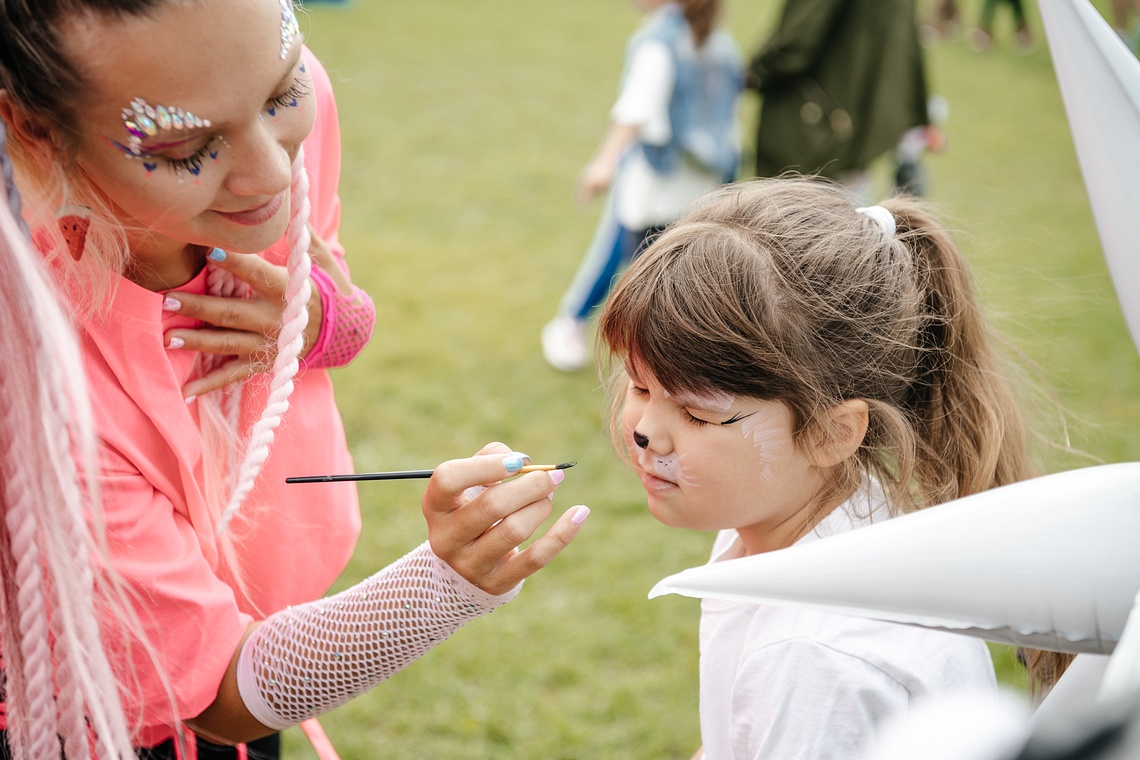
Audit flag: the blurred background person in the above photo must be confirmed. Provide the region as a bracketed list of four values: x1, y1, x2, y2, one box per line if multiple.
[745, 0, 930, 204]
[540, 0, 743, 372]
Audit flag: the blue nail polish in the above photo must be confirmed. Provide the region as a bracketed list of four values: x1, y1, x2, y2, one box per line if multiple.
[207, 247, 227, 262]
[502, 452, 529, 473]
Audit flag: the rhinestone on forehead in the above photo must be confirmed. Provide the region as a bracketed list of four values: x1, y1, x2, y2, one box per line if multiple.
[119, 98, 212, 156]
[280, 0, 299, 59]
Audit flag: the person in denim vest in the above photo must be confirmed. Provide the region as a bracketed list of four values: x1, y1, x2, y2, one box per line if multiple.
[541, 0, 743, 372]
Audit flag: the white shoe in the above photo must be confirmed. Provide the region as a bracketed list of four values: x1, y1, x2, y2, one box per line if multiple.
[541, 316, 589, 371]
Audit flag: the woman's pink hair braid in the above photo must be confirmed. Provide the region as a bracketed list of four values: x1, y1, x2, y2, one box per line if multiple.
[0, 128, 136, 758]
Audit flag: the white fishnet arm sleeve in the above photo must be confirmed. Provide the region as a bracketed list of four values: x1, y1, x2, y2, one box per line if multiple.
[236, 541, 520, 729]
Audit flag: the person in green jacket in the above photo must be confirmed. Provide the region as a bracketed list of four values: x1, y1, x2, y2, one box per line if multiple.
[746, 0, 929, 202]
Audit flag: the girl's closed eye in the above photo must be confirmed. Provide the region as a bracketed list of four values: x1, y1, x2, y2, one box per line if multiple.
[683, 409, 758, 427]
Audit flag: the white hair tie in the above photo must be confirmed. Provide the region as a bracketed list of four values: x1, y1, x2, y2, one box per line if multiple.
[856, 205, 896, 237]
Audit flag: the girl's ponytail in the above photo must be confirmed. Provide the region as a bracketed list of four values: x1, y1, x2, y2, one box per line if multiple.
[886, 195, 1072, 696]
[885, 196, 1034, 503]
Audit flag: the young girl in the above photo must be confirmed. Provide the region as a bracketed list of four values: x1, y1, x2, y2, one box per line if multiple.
[598, 177, 1060, 759]
[540, 0, 742, 371]
[0, 0, 588, 756]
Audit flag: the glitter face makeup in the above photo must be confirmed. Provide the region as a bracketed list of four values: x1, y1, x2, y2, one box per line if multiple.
[620, 365, 830, 554]
[119, 98, 212, 156]
[279, 0, 300, 58]
[68, 0, 318, 286]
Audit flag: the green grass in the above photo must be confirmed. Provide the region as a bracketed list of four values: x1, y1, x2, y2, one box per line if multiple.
[281, 1, 1140, 756]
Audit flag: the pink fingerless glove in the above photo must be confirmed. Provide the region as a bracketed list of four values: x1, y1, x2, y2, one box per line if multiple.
[303, 264, 376, 369]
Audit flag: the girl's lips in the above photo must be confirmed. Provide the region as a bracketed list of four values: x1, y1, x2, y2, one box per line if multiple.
[213, 192, 285, 227]
[638, 469, 678, 492]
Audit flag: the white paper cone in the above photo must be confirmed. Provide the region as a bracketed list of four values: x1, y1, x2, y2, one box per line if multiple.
[1038, 0, 1140, 356]
[650, 463, 1140, 654]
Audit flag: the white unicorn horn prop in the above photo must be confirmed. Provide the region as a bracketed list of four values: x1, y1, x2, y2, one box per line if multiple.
[650, 463, 1140, 654]
[1037, 0, 1140, 357]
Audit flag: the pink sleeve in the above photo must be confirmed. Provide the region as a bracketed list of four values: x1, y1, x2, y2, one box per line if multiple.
[296, 49, 375, 367]
[304, 49, 345, 263]
[97, 442, 251, 740]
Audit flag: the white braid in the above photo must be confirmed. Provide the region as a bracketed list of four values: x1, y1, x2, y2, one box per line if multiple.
[216, 149, 313, 535]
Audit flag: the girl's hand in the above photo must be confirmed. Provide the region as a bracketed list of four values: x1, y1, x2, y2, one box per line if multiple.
[423, 442, 589, 596]
[163, 248, 323, 400]
[575, 158, 614, 204]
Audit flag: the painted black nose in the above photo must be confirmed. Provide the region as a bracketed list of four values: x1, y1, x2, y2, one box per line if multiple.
[633, 431, 649, 449]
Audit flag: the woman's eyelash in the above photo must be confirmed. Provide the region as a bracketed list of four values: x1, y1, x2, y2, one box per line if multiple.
[268, 77, 312, 111]
[166, 140, 214, 176]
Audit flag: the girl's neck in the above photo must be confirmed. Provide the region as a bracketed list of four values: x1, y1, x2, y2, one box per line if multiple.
[735, 482, 856, 557]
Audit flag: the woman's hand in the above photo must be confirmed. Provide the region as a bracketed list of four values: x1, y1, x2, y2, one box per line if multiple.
[423, 443, 589, 596]
[163, 248, 323, 400]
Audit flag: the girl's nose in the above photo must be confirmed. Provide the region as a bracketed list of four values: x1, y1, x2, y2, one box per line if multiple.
[633, 431, 649, 449]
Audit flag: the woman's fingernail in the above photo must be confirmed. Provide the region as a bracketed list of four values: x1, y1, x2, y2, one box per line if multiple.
[167, 336, 185, 350]
[162, 296, 181, 312]
[502, 452, 529, 473]
[207, 247, 227, 262]
[571, 505, 590, 526]
[184, 395, 197, 405]
[549, 469, 565, 486]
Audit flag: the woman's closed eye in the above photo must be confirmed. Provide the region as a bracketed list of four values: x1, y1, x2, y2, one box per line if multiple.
[267, 76, 312, 113]
[164, 139, 217, 176]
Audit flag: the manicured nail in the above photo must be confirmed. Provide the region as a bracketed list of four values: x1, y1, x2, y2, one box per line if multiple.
[571, 505, 590, 526]
[184, 395, 197, 405]
[207, 247, 227, 262]
[167, 336, 185, 350]
[549, 469, 565, 486]
[162, 296, 181, 312]
[502, 452, 529, 473]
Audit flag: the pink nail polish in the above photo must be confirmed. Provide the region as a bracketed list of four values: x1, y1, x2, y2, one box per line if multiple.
[162, 296, 181, 312]
[571, 505, 590, 526]
[549, 469, 565, 486]
[167, 336, 185, 349]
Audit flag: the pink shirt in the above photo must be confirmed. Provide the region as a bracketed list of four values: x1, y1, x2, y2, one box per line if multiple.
[0, 49, 361, 747]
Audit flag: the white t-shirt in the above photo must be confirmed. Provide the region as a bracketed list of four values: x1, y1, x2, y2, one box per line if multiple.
[611, 37, 724, 231]
[698, 485, 998, 760]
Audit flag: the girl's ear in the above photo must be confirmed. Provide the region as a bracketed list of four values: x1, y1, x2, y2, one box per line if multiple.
[807, 399, 869, 468]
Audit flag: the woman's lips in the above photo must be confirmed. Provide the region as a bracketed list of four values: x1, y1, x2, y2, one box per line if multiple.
[213, 192, 285, 226]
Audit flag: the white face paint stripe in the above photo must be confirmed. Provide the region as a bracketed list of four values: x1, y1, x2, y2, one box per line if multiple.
[741, 408, 791, 481]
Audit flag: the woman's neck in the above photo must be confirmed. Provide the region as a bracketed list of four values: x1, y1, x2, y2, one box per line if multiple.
[125, 234, 208, 291]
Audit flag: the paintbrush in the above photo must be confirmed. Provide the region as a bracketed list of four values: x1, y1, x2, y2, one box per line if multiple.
[286, 461, 576, 484]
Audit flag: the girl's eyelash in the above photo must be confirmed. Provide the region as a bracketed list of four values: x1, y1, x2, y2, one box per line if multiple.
[684, 410, 711, 427]
[268, 76, 312, 110]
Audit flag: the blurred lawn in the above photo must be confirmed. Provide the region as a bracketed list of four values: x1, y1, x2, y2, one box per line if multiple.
[284, 0, 1140, 757]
